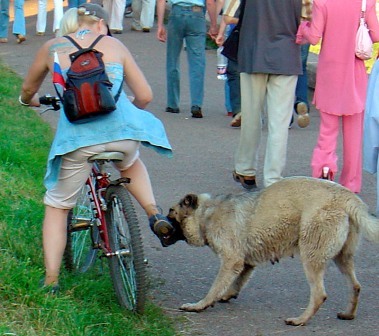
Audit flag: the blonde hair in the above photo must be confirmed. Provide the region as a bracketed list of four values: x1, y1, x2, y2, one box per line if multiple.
[58, 7, 101, 36]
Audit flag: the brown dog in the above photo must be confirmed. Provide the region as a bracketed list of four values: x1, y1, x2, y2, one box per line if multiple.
[166, 177, 379, 326]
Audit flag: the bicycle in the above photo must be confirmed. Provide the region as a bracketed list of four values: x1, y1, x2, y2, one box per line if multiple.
[39, 95, 147, 313]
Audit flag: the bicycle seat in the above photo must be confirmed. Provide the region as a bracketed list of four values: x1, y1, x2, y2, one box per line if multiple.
[88, 152, 125, 163]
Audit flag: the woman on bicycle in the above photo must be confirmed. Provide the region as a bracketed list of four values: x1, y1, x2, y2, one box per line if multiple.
[19, 3, 174, 290]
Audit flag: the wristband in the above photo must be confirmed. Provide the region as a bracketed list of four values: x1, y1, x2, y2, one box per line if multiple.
[18, 95, 30, 106]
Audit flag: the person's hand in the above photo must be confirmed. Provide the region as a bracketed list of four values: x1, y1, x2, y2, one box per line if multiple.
[208, 25, 218, 40]
[156, 26, 167, 42]
[215, 34, 224, 46]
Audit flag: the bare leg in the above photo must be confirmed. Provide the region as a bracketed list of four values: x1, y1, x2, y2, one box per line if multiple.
[120, 158, 159, 216]
[42, 206, 69, 285]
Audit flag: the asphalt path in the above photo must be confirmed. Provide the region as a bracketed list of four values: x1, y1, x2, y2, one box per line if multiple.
[1, 1, 379, 335]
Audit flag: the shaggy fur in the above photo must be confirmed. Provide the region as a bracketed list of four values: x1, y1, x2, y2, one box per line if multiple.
[166, 177, 379, 326]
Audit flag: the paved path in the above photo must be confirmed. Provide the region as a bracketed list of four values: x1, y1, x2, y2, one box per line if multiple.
[1, 1, 379, 335]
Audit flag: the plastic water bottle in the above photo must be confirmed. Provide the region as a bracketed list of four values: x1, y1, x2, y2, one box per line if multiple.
[216, 46, 227, 80]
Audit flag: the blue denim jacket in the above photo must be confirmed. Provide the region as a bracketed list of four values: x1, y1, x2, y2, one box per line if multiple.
[45, 63, 173, 189]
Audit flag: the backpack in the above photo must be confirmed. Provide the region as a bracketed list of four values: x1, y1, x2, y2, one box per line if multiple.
[58, 35, 122, 124]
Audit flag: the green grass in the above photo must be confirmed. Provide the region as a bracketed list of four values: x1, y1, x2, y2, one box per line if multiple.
[0, 62, 177, 335]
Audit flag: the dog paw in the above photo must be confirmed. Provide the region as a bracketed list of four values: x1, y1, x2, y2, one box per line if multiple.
[285, 317, 306, 326]
[180, 303, 207, 312]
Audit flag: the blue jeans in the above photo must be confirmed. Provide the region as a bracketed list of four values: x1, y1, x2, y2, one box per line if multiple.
[295, 43, 310, 108]
[226, 58, 241, 115]
[68, 0, 87, 8]
[166, 4, 206, 109]
[0, 0, 25, 38]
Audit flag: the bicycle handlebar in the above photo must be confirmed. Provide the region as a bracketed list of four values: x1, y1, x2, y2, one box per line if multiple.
[39, 94, 61, 112]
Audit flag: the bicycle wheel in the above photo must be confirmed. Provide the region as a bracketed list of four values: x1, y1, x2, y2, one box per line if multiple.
[64, 183, 99, 273]
[105, 185, 147, 313]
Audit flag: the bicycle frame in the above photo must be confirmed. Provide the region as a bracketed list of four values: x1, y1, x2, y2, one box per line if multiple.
[85, 161, 132, 257]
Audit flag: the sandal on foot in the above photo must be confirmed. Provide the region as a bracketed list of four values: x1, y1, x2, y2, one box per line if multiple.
[39, 278, 60, 295]
[232, 171, 257, 190]
[149, 214, 175, 247]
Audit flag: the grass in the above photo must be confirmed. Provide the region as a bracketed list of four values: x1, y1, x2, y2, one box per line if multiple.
[0, 61, 177, 335]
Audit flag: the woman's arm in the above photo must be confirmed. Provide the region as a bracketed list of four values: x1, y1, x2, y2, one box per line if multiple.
[20, 42, 50, 106]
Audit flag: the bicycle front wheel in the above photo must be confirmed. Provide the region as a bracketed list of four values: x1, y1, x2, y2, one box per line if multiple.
[105, 185, 147, 313]
[64, 183, 99, 273]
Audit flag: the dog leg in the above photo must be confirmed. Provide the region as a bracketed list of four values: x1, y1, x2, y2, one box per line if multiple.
[334, 252, 361, 320]
[285, 261, 327, 326]
[180, 260, 244, 312]
[220, 264, 255, 302]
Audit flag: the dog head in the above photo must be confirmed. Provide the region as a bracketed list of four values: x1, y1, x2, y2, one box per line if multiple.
[165, 194, 201, 246]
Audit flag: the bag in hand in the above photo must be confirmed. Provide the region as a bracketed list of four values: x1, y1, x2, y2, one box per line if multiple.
[221, 26, 240, 62]
[355, 0, 373, 60]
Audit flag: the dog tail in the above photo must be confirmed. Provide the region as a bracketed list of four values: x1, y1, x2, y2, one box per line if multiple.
[346, 196, 379, 243]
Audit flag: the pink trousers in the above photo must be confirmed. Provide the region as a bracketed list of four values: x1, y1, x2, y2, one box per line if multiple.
[311, 111, 363, 193]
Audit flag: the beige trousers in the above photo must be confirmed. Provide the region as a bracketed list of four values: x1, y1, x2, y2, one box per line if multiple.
[235, 73, 297, 187]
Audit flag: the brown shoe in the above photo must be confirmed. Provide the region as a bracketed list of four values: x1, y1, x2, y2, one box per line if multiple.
[232, 171, 257, 190]
[230, 112, 241, 127]
[296, 102, 309, 128]
[16, 34, 26, 44]
[191, 105, 203, 118]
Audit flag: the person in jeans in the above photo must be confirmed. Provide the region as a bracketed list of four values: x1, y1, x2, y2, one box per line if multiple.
[36, 0, 63, 35]
[156, 0, 218, 118]
[68, 0, 87, 9]
[0, 0, 26, 43]
[233, 0, 302, 190]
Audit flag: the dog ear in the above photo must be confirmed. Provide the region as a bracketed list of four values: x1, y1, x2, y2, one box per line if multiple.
[183, 194, 199, 209]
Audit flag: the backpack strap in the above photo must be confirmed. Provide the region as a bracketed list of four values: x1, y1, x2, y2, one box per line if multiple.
[64, 34, 105, 51]
[64, 34, 123, 102]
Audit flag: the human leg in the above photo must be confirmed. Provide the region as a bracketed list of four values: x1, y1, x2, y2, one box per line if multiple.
[311, 111, 339, 179]
[53, 0, 63, 33]
[139, 0, 156, 30]
[0, 0, 9, 39]
[339, 113, 364, 193]
[36, 0, 46, 34]
[166, 6, 185, 109]
[264, 74, 297, 187]
[185, 9, 206, 108]
[12, 0, 26, 40]
[131, 0, 142, 30]
[227, 58, 241, 116]
[234, 73, 266, 179]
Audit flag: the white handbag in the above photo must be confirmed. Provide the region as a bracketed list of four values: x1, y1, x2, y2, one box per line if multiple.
[355, 0, 373, 60]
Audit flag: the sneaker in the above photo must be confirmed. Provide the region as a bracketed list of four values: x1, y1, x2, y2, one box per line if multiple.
[131, 23, 142, 32]
[191, 105, 203, 118]
[124, 6, 133, 17]
[296, 102, 310, 128]
[165, 107, 180, 113]
[149, 214, 175, 247]
[0, 38, 8, 43]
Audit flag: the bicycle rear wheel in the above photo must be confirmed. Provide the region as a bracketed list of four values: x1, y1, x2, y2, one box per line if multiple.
[64, 183, 99, 273]
[105, 185, 147, 313]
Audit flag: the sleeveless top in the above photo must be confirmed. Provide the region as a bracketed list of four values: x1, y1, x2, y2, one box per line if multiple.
[45, 62, 172, 189]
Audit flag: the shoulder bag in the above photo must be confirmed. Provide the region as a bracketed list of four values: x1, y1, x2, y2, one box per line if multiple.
[355, 0, 373, 60]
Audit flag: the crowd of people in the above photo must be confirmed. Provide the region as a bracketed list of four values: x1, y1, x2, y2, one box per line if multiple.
[10, 0, 379, 291]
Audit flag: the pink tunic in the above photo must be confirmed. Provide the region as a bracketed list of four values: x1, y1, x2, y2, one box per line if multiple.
[297, 0, 379, 116]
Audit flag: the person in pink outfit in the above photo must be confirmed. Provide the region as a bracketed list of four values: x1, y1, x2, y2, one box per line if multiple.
[296, 0, 379, 193]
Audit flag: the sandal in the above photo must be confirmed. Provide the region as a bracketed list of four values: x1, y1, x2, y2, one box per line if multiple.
[232, 171, 257, 190]
[149, 214, 174, 247]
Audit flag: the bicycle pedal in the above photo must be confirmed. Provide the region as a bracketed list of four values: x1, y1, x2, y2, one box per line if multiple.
[70, 219, 91, 231]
